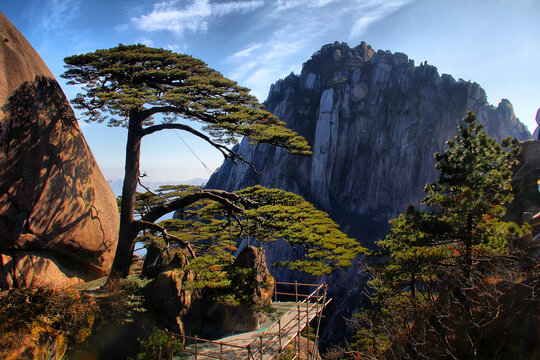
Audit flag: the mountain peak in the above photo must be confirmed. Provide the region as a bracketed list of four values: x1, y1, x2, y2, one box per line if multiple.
[301, 41, 375, 76]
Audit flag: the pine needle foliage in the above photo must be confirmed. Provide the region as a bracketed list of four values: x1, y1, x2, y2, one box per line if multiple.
[62, 44, 312, 278]
[136, 185, 365, 279]
[350, 111, 530, 359]
[62, 44, 311, 152]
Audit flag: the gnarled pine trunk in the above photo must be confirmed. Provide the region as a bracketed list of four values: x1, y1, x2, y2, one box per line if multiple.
[109, 112, 144, 280]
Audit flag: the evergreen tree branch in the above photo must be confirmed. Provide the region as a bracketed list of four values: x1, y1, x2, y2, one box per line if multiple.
[140, 189, 258, 223]
[139, 106, 216, 124]
[137, 174, 163, 199]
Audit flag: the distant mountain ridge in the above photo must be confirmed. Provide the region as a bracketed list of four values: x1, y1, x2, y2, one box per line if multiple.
[207, 41, 531, 243]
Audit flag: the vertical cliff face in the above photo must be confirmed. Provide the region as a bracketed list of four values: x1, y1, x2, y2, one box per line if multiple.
[207, 41, 532, 346]
[207, 41, 531, 243]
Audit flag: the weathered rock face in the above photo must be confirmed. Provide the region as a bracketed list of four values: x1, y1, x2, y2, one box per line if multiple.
[142, 242, 187, 279]
[147, 246, 275, 335]
[146, 253, 194, 335]
[207, 41, 531, 243]
[531, 108, 540, 140]
[291, 336, 322, 360]
[508, 140, 540, 224]
[204, 246, 275, 333]
[207, 41, 532, 346]
[0, 12, 119, 288]
[233, 245, 275, 302]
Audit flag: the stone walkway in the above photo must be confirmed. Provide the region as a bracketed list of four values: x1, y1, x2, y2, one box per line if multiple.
[174, 300, 325, 360]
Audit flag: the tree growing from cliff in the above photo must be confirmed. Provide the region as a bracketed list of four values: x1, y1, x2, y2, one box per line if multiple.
[350, 111, 529, 359]
[134, 185, 364, 280]
[62, 44, 311, 279]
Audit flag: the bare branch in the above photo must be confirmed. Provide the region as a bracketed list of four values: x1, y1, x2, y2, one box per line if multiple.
[137, 174, 163, 198]
[141, 122, 260, 174]
[134, 220, 197, 259]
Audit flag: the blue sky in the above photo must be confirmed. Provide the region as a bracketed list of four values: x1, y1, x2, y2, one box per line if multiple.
[2, 0, 539, 184]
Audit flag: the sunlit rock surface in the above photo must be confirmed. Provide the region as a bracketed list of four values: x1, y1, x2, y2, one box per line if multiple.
[0, 12, 119, 288]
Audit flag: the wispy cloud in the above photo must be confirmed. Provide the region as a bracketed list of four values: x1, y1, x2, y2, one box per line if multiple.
[225, 0, 413, 100]
[131, 0, 413, 100]
[39, 0, 79, 32]
[350, 0, 413, 38]
[167, 43, 187, 53]
[274, 0, 340, 11]
[228, 43, 263, 59]
[133, 0, 264, 35]
[139, 39, 155, 47]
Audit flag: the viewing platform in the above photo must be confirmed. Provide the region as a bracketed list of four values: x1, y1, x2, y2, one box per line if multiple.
[164, 281, 331, 360]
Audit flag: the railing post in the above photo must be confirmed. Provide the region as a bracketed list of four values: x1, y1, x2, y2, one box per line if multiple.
[297, 302, 301, 359]
[247, 344, 252, 360]
[220, 342, 223, 359]
[307, 304, 311, 360]
[313, 284, 327, 359]
[260, 335, 263, 360]
[278, 318, 282, 357]
[194, 335, 198, 360]
[294, 281, 298, 303]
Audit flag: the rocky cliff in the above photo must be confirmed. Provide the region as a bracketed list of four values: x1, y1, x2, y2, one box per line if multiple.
[0, 12, 119, 288]
[207, 41, 531, 243]
[207, 41, 532, 346]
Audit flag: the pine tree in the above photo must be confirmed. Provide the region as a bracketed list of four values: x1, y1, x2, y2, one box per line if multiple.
[133, 185, 365, 279]
[423, 111, 522, 278]
[351, 111, 528, 358]
[62, 45, 311, 279]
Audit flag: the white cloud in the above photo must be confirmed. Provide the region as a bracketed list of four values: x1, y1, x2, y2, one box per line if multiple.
[350, 0, 413, 38]
[130, 0, 413, 101]
[228, 43, 263, 59]
[221, 0, 414, 100]
[40, 0, 79, 32]
[274, 0, 333, 11]
[167, 44, 186, 53]
[140, 39, 155, 47]
[212, 0, 265, 16]
[133, 0, 264, 35]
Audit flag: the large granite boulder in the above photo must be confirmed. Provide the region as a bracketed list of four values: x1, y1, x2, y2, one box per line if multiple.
[146, 246, 275, 336]
[0, 12, 119, 288]
[218, 245, 275, 332]
[233, 245, 275, 304]
[145, 253, 195, 335]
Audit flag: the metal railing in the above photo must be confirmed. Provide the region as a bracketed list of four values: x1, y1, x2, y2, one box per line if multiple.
[162, 281, 330, 360]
